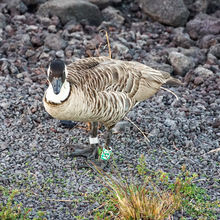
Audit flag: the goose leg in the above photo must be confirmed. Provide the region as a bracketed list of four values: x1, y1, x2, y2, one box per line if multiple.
[104, 128, 112, 149]
[70, 123, 110, 169]
[91, 121, 98, 137]
[70, 122, 99, 159]
[88, 122, 99, 159]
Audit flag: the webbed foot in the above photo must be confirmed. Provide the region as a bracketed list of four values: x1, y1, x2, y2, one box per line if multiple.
[66, 144, 109, 169]
[59, 120, 77, 129]
[69, 144, 99, 160]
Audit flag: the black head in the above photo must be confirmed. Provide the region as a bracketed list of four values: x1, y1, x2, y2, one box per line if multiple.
[48, 60, 66, 95]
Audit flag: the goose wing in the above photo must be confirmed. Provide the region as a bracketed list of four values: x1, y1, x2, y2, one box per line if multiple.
[67, 56, 137, 92]
[67, 56, 173, 102]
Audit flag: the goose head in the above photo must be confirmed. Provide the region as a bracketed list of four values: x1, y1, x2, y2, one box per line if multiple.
[45, 60, 70, 104]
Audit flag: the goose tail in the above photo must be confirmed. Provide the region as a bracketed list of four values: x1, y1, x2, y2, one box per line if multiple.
[165, 77, 183, 86]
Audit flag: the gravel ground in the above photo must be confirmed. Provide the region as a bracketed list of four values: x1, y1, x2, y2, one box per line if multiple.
[0, 0, 219, 219]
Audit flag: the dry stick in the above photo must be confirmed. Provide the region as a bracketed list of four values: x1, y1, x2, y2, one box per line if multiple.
[88, 203, 106, 215]
[105, 30, 112, 58]
[46, 198, 75, 202]
[96, 42, 103, 57]
[160, 87, 179, 100]
[99, 29, 112, 59]
[172, 142, 179, 151]
[205, 147, 220, 155]
[125, 116, 150, 142]
[192, 178, 206, 183]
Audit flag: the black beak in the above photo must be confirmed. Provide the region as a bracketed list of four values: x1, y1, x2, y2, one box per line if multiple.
[52, 77, 62, 95]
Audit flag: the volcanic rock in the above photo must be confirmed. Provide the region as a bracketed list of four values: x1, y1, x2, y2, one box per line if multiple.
[209, 44, 220, 59]
[0, 12, 6, 28]
[6, 0, 28, 15]
[173, 27, 195, 48]
[102, 6, 124, 27]
[186, 13, 220, 39]
[138, 0, 189, 26]
[37, 0, 103, 26]
[44, 33, 66, 50]
[168, 51, 195, 76]
[22, 0, 48, 6]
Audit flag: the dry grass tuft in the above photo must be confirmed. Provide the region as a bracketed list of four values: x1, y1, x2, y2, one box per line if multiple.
[94, 165, 181, 220]
[111, 180, 180, 220]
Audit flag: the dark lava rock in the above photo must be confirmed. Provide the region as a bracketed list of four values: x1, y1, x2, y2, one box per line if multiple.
[198, 34, 219, 49]
[166, 46, 206, 67]
[207, 53, 219, 65]
[207, 0, 220, 14]
[44, 33, 66, 50]
[168, 51, 195, 76]
[194, 76, 204, 85]
[88, 0, 122, 9]
[186, 13, 220, 39]
[173, 27, 195, 48]
[31, 35, 43, 47]
[22, 0, 48, 6]
[112, 121, 131, 133]
[212, 118, 220, 128]
[37, 0, 103, 26]
[138, 0, 189, 26]
[192, 65, 214, 85]
[89, 0, 110, 9]
[5, 0, 28, 15]
[194, 66, 214, 77]
[102, 6, 124, 27]
[0, 59, 19, 75]
[209, 43, 220, 59]
[184, 0, 209, 17]
[38, 16, 51, 27]
[88, 0, 112, 9]
[0, 12, 6, 28]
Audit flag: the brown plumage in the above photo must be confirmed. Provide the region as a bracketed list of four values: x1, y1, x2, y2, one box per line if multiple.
[43, 56, 180, 159]
[44, 56, 178, 128]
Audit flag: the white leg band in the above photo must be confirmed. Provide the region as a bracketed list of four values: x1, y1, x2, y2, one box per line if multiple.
[89, 137, 99, 145]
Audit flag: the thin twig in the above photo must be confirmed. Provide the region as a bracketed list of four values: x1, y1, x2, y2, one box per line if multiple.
[0, 147, 9, 153]
[105, 31, 111, 58]
[172, 142, 179, 151]
[205, 147, 220, 155]
[95, 42, 103, 57]
[160, 87, 179, 100]
[88, 203, 106, 215]
[192, 178, 206, 183]
[99, 29, 112, 58]
[125, 116, 150, 142]
[46, 198, 75, 202]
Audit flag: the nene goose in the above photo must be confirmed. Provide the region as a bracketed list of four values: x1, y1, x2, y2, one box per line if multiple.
[43, 56, 179, 159]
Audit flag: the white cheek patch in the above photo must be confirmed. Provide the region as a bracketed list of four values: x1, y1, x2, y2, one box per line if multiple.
[65, 65, 68, 77]
[47, 66, 51, 76]
[46, 80, 70, 104]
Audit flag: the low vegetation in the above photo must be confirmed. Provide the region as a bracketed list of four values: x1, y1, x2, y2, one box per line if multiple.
[92, 155, 219, 219]
[0, 155, 219, 219]
[0, 186, 46, 220]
